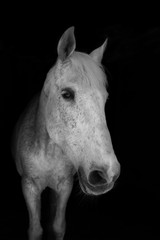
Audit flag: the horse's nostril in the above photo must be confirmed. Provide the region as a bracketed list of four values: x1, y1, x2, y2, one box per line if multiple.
[88, 170, 107, 186]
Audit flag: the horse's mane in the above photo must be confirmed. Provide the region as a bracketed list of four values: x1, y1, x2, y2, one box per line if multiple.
[70, 51, 108, 99]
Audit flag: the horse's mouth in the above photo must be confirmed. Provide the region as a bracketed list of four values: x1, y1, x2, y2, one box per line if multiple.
[78, 166, 114, 196]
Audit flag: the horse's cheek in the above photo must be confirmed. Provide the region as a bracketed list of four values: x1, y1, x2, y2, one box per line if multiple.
[46, 97, 57, 123]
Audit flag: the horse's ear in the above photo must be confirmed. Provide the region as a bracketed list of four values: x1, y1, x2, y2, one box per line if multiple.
[57, 26, 76, 61]
[90, 38, 108, 63]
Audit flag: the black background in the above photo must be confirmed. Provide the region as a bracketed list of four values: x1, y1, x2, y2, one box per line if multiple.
[1, 4, 160, 240]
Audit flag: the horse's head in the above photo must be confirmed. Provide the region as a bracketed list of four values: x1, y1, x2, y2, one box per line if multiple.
[43, 27, 120, 195]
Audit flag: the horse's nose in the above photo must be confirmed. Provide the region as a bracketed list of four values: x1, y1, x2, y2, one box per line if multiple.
[88, 167, 120, 187]
[88, 169, 108, 186]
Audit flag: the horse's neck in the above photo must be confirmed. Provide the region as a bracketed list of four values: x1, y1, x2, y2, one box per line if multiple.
[21, 93, 50, 152]
[36, 92, 51, 146]
[39, 87, 57, 140]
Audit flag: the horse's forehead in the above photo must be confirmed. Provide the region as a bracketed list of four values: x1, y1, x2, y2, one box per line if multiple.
[49, 61, 107, 102]
[62, 66, 96, 91]
[66, 73, 85, 87]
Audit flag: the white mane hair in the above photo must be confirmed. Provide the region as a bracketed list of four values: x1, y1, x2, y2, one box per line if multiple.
[70, 51, 108, 100]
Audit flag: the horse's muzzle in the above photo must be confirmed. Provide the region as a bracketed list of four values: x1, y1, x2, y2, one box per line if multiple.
[78, 166, 119, 195]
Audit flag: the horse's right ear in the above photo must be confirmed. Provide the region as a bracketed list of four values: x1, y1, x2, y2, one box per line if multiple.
[57, 27, 76, 61]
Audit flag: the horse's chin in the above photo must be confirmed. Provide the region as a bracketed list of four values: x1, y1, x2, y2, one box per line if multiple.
[78, 167, 114, 196]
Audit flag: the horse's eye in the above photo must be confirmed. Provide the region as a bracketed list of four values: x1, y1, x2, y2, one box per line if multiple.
[61, 88, 75, 101]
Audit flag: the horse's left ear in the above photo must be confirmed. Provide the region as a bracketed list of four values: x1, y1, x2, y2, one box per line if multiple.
[90, 39, 108, 63]
[57, 26, 76, 61]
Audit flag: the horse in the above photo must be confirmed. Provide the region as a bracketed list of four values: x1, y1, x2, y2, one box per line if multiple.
[12, 27, 120, 240]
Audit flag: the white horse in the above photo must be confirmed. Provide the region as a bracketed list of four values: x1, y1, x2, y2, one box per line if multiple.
[13, 27, 120, 240]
